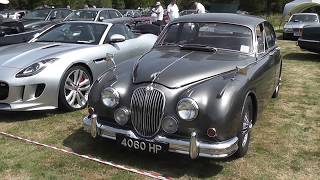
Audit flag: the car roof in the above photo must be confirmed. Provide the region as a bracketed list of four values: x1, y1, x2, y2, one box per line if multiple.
[171, 13, 265, 28]
[78, 8, 117, 11]
[58, 21, 111, 25]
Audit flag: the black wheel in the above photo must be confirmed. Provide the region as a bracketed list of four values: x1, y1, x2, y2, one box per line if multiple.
[234, 96, 253, 158]
[58, 66, 92, 111]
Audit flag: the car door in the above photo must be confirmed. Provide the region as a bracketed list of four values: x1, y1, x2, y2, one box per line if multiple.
[103, 24, 139, 64]
[252, 23, 276, 109]
[264, 22, 281, 89]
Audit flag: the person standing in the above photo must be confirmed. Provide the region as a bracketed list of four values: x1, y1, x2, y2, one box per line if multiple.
[194, 1, 206, 14]
[153, 2, 164, 26]
[167, 0, 179, 21]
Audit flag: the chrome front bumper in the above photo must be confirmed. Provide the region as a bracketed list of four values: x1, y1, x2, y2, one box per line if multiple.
[83, 115, 239, 159]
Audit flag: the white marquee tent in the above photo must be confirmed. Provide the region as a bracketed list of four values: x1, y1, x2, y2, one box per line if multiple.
[0, 0, 9, 4]
[283, 0, 320, 16]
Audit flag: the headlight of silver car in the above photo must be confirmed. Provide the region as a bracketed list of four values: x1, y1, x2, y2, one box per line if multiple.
[101, 87, 120, 108]
[16, 58, 58, 78]
[177, 98, 199, 121]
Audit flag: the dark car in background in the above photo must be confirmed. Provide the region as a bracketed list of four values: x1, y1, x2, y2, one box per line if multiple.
[0, 8, 72, 47]
[283, 13, 319, 40]
[83, 13, 282, 159]
[298, 24, 320, 53]
[22, 8, 72, 30]
[65, 8, 133, 26]
[119, 9, 152, 25]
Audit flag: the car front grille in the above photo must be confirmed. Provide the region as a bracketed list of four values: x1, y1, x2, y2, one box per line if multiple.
[130, 87, 165, 137]
[0, 82, 9, 100]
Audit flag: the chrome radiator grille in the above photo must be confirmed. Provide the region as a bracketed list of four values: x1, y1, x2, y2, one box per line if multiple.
[130, 87, 165, 137]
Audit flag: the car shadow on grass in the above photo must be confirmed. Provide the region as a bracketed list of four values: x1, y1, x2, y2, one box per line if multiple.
[283, 52, 320, 62]
[63, 128, 225, 178]
[0, 110, 64, 122]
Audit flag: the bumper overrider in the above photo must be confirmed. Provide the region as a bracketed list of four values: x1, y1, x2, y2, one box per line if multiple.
[83, 115, 239, 159]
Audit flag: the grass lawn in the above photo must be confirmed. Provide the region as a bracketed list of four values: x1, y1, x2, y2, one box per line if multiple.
[0, 40, 319, 179]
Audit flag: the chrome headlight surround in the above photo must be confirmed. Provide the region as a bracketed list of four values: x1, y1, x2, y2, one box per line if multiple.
[162, 116, 179, 134]
[177, 98, 199, 121]
[101, 87, 120, 108]
[16, 58, 58, 78]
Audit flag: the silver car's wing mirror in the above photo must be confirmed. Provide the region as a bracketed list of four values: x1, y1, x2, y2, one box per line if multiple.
[109, 34, 126, 43]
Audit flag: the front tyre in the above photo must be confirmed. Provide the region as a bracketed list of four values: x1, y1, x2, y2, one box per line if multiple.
[234, 96, 253, 158]
[59, 66, 92, 111]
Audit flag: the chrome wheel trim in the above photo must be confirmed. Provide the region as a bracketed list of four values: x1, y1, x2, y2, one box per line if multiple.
[64, 69, 91, 109]
[242, 111, 252, 147]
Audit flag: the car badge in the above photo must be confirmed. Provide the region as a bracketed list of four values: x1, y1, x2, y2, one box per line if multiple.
[146, 85, 154, 91]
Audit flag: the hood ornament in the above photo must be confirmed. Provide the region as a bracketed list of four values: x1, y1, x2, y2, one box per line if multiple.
[150, 72, 160, 81]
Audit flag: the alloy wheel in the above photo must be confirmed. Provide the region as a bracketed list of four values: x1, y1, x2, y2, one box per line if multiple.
[64, 69, 91, 109]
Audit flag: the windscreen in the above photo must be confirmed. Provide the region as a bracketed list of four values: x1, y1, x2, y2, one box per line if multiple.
[290, 14, 318, 22]
[24, 9, 51, 20]
[36, 23, 107, 45]
[65, 10, 98, 21]
[159, 22, 253, 53]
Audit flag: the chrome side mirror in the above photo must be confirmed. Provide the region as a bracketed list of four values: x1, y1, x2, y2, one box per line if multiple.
[98, 16, 104, 22]
[109, 34, 126, 43]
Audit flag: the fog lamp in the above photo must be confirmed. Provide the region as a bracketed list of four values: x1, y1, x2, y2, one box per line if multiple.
[162, 117, 178, 134]
[114, 107, 130, 126]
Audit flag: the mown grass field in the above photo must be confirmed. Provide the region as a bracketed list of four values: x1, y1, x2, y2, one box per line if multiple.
[0, 39, 319, 180]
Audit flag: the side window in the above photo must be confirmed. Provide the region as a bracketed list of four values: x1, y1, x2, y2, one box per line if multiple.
[109, 10, 122, 19]
[99, 11, 110, 20]
[55, 10, 72, 19]
[264, 22, 276, 48]
[124, 25, 135, 39]
[104, 24, 127, 43]
[256, 24, 265, 53]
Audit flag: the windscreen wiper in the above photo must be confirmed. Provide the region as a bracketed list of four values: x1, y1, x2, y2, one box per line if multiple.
[179, 44, 217, 52]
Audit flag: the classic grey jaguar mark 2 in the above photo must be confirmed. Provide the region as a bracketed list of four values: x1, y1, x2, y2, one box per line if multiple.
[83, 13, 282, 159]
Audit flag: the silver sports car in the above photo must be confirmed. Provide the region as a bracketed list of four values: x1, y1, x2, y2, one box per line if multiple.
[0, 21, 157, 111]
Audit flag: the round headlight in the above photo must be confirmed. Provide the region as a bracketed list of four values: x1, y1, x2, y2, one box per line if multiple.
[177, 98, 199, 121]
[162, 117, 178, 134]
[101, 87, 120, 108]
[114, 107, 130, 126]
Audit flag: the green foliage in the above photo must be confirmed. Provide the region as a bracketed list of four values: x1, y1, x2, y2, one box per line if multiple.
[2, 0, 294, 14]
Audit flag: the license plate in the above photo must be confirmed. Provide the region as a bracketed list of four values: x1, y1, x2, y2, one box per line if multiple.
[116, 135, 168, 154]
[294, 31, 301, 36]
